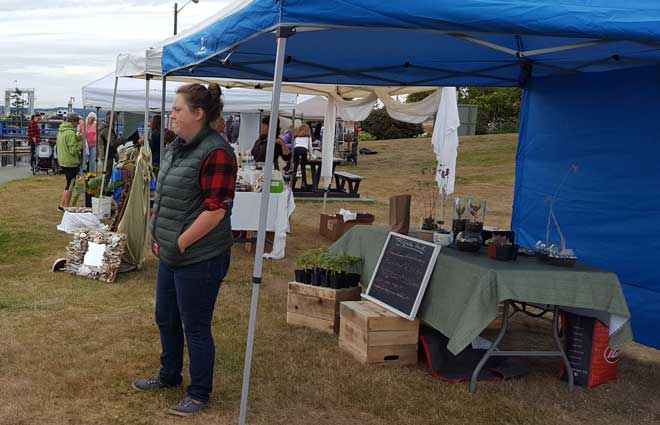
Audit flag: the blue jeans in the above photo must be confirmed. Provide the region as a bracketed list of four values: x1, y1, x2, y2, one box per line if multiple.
[88, 146, 97, 173]
[155, 252, 231, 402]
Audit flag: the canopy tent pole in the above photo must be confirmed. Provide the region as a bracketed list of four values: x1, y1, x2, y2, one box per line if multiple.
[144, 75, 151, 154]
[160, 76, 167, 165]
[288, 108, 296, 188]
[239, 32, 289, 425]
[99, 75, 119, 199]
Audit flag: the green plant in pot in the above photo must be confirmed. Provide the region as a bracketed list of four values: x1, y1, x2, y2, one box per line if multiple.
[486, 235, 518, 261]
[452, 197, 468, 236]
[340, 254, 363, 288]
[295, 248, 326, 285]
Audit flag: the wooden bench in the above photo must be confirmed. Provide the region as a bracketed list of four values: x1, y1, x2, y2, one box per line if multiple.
[334, 171, 364, 196]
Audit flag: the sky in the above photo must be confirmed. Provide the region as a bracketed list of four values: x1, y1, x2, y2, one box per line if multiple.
[0, 0, 232, 108]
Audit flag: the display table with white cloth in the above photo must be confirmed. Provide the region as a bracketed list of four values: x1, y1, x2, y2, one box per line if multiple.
[231, 188, 295, 259]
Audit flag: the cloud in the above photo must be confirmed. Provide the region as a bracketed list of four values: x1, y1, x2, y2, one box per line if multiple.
[0, 1, 231, 107]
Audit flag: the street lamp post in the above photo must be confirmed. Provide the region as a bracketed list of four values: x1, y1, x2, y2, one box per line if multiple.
[173, 0, 199, 35]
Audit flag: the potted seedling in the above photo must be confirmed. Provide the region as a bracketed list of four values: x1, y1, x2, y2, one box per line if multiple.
[294, 251, 312, 284]
[452, 197, 469, 237]
[295, 248, 327, 285]
[487, 235, 519, 261]
[342, 255, 363, 288]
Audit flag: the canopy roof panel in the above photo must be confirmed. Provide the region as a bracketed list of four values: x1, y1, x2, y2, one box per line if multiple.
[160, 0, 660, 86]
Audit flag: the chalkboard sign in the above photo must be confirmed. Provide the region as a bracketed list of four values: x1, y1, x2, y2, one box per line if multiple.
[362, 232, 440, 320]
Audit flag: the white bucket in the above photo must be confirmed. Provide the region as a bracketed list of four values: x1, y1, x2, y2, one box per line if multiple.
[92, 196, 112, 220]
[433, 231, 453, 246]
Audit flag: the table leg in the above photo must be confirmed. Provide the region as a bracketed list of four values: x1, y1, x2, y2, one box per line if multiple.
[469, 301, 510, 393]
[469, 302, 574, 393]
[552, 305, 574, 391]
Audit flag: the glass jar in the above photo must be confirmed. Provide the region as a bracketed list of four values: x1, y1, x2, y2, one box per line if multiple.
[455, 222, 483, 252]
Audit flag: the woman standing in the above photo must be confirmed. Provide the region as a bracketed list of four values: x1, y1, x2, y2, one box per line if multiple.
[85, 112, 98, 172]
[133, 83, 237, 417]
[56, 115, 82, 211]
[292, 123, 313, 190]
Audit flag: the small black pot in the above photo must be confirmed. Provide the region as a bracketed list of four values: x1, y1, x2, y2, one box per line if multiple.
[330, 272, 347, 289]
[311, 268, 322, 286]
[303, 269, 313, 284]
[347, 273, 361, 288]
[294, 269, 305, 283]
[320, 269, 330, 287]
[494, 244, 519, 261]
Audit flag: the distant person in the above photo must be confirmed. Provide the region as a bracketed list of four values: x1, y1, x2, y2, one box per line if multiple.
[251, 116, 291, 171]
[27, 114, 41, 167]
[150, 115, 162, 166]
[313, 121, 322, 141]
[292, 123, 313, 190]
[97, 113, 123, 177]
[84, 112, 97, 172]
[225, 115, 234, 142]
[228, 115, 240, 144]
[56, 115, 82, 211]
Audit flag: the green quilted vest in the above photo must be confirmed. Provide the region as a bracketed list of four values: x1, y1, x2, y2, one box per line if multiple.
[151, 126, 234, 267]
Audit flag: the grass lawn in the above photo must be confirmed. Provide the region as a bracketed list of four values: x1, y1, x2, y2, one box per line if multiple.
[1, 134, 659, 424]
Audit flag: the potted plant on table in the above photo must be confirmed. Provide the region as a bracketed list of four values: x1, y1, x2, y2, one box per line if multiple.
[486, 235, 518, 261]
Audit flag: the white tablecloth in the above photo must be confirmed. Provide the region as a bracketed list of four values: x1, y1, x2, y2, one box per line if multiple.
[231, 188, 295, 259]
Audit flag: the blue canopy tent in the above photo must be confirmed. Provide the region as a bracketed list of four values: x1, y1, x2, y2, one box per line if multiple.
[158, 1, 660, 421]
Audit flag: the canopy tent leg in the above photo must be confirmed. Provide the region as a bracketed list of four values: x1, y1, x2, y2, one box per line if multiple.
[160, 76, 167, 167]
[99, 75, 119, 198]
[238, 33, 289, 425]
[144, 75, 151, 155]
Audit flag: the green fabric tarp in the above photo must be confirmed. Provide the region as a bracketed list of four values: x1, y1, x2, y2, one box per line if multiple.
[117, 140, 152, 270]
[329, 226, 633, 355]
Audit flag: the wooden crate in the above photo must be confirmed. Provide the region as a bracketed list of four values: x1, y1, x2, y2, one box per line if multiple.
[339, 301, 420, 366]
[287, 282, 362, 334]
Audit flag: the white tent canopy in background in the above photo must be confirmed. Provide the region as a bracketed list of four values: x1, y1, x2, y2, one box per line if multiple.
[82, 73, 298, 113]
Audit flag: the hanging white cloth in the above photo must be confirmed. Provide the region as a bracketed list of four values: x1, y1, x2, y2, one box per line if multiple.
[320, 96, 337, 189]
[332, 92, 378, 122]
[374, 88, 442, 123]
[238, 112, 261, 153]
[431, 87, 461, 194]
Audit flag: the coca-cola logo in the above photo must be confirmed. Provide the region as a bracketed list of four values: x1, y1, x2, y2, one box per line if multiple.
[603, 347, 619, 364]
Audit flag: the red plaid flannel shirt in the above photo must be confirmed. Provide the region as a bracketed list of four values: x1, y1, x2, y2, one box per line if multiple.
[200, 149, 237, 211]
[152, 147, 236, 257]
[27, 120, 41, 144]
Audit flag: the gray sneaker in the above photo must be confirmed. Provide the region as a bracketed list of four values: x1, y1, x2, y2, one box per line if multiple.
[167, 396, 209, 417]
[131, 376, 177, 392]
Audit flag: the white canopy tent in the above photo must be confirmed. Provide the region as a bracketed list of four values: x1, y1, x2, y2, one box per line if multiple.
[82, 72, 298, 113]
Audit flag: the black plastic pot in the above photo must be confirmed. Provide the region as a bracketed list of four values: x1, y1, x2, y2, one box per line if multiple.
[497, 244, 519, 261]
[311, 268, 322, 286]
[320, 269, 330, 287]
[294, 269, 305, 283]
[303, 269, 312, 284]
[346, 273, 361, 288]
[329, 272, 347, 289]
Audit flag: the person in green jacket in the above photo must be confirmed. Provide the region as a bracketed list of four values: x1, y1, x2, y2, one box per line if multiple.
[56, 115, 82, 210]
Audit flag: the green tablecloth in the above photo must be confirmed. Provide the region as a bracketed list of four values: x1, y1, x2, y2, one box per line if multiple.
[329, 225, 633, 355]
